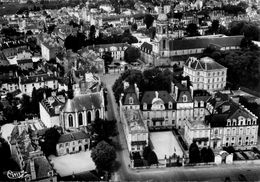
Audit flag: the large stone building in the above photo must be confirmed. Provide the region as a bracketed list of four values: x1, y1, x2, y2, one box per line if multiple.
[183, 57, 227, 92]
[120, 108, 148, 155]
[60, 91, 105, 131]
[141, 91, 176, 130]
[205, 92, 258, 150]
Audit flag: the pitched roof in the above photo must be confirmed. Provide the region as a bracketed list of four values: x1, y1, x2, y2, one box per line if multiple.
[185, 57, 226, 70]
[169, 35, 243, 50]
[62, 93, 103, 113]
[123, 92, 140, 105]
[20, 73, 57, 84]
[141, 42, 153, 54]
[58, 131, 89, 143]
[141, 91, 174, 104]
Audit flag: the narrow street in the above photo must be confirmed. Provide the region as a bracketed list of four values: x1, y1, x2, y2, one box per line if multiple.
[101, 73, 260, 182]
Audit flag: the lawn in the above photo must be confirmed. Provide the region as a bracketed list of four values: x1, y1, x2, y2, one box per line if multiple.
[150, 131, 184, 160]
[49, 151, 96, 177]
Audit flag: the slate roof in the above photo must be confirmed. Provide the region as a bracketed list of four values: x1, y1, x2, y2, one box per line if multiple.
[140, 42, 153, 54]
[206, 92, 257, 127]
[62, 93, 103, 113]
[57, 131, 89, 143]
[141, 91, 175, 104]
[20, 73, 57, 84]
[17, 59, 33, 64]
[169, 36, 243, 50]
[185, 57, 226, 70]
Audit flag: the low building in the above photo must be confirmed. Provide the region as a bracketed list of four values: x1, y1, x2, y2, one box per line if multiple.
[56, 131, 90, 156]
[39, 95, 65, 128]
[19, 73, 59, 96]
[183, 57, 227, 92]
[121, 108, 148, 155]
[17, 59, 34, 70]
[87, 43, 129, 61]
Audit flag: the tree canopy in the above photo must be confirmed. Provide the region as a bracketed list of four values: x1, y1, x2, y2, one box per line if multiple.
[186, 23, 200, 37]
[124, 46, 141, 63]
[189, 142, 200, 163]
[229, 21, 260, 41]
[91, 141, 117, 171]
[143, 14, 154, 29]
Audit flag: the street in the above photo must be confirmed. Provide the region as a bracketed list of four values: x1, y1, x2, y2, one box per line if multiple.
[101, 73, 260, 182]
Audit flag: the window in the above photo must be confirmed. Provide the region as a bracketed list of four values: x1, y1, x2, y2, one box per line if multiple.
[163, 39, 166, 49]
[129, 97, 134, 104]
[215, 130, 218, 135]
[66, 143, 69, 146]
[182, 95, 187, 102]
[222, 71, 224, 75]
[59, 144, 63, 148]
[68, 114, 73, 127]
[143, 103, 147, 110]
[78, 113, 83, 126]
[87, 112, 91, 124]
[168, 102, 172, 109]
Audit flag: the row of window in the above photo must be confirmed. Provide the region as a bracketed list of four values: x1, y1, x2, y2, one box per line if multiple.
[59, 139, 88, 148]
[68, 110, 100, 127]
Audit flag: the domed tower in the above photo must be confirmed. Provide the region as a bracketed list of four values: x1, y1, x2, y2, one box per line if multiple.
[156, 6, 169, 39]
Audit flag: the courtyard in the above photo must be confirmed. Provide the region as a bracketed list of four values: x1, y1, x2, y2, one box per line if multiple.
[49, 151, 95, 177]
[150, 131, 184, 160]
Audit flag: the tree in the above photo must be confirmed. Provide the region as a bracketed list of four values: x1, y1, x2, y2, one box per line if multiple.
[91, 141, 116, 171]
[41, 126, 61, 156]
[20, 94, 31, 115]
[143, 146, 152, 160]
[0, 137, 11, 173]
[124, 46, 141, 63]
[131, 23, 138, 31]
[189, 141, 200, 163]
[229, 21, 260, 41]
[89, 25, 96, 41]
[143, 14, 154, 29]
[147, 151, 158, 166]
[91, 119, 117, 146]
[47, 24, 56, 34]
[186, 23, 200, 37]
[102, 51, 113, 73]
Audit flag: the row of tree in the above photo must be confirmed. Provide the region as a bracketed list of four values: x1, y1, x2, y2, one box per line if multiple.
[189, 142, 215, 163]
[112, 68, 190, 103]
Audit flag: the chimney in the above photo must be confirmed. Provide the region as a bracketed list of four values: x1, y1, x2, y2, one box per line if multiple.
[134, 83, 139, 99]
[175, 86, 178, 100]
[123, 81, 129, 90]
[181, 80, 187, 88]
[155, 91, 159, 98]
[190, 85, 194, 99]
[171, 82, 175, 95]
[30, 159, 36, 180]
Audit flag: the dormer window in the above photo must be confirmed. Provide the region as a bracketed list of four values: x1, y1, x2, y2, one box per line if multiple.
[129, 97, 134, 105]
[143, 103, 147, 110]
[182, 95, 187, 102]
[168, 102, 172, 109]
[194, 100, 198, 107]
[200, 101, 204, 107]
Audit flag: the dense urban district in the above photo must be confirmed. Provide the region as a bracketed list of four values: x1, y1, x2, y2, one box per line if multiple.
[0, 0, 260, 181]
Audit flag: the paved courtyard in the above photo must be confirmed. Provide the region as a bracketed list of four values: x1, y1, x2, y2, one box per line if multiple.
[150, 131, 184, 159]
[49, 151, 95, 177]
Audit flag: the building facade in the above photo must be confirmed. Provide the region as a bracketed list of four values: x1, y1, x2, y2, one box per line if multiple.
[183, 57, 227, 92]
[56, 131, 90, 156]
[120, 108, 148, 154]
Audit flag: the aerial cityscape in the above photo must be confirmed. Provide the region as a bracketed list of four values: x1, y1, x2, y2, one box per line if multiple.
[0, 0, 260, 181]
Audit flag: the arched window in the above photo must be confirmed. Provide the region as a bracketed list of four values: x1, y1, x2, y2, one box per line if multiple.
[129, 97, 134, 104]
[78, 113, 83, 126]
[143, 103, 147, 110]
[95, 110, 100, 120]
[168, 102, 172, 109]
[163, 39, 166, 49]
[87, 111, 92, 124]
[182, 95, 187, 102]
[68, 114, 73, 127]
